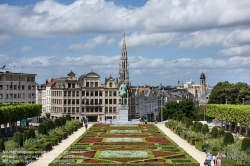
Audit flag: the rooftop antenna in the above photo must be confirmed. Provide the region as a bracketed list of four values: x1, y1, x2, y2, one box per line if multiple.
[2, 65, 6, 69]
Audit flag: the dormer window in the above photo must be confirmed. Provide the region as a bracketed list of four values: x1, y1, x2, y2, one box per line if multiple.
[68, 83, 71, 88]
[109, 82, 112, 88]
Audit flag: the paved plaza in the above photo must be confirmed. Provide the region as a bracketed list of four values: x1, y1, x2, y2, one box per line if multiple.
[28, 123, 208, 166]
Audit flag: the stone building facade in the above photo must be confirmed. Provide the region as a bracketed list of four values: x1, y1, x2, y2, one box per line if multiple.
[0, 68, 36, 104]
[49, 70, 119, 122]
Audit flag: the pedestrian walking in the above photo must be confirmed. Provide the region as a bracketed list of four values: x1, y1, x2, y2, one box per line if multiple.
[83, 117, 88, 130]
[206, 150, 213, 166]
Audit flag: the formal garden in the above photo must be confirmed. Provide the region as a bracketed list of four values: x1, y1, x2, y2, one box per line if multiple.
[165, 104, 250, 166]
[49, 123, 199, 166]
[0, 111, 82, 166]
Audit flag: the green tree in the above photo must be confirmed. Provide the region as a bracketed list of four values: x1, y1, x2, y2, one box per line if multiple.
[208, 81, 250, 104]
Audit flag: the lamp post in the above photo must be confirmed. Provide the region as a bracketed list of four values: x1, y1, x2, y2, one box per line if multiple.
[242, 98, 245, 105]
[161, 87, 165, 123]
[226, 98, 227, 104]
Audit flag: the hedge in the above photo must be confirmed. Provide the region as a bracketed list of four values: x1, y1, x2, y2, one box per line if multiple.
[0, 139, 4, 152]
[241, 138, 250, 151]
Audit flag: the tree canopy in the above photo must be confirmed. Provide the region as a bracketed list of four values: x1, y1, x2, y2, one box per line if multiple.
[158, 99, 197, 120]
[208, 81, 250, 104]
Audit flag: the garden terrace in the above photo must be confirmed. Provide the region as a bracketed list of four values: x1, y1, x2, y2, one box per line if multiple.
[49, 124, 198, 165]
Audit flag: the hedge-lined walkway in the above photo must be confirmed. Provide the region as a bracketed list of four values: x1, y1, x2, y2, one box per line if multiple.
[28, 124, 92, 166]
[156, 124, 207, 166]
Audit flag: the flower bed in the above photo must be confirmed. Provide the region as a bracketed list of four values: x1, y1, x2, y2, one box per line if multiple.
[49, 124, 199, 166]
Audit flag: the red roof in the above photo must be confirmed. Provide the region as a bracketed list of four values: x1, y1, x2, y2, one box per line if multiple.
[47, 78, 59, 87]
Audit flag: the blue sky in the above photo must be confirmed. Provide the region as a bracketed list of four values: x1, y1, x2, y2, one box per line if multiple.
[0, 0, 250, 87]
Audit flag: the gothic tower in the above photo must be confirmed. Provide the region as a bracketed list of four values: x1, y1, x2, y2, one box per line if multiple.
[200, 72, 206, 95]
[119, 34, 129, 86]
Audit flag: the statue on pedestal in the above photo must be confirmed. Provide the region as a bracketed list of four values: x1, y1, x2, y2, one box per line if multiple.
[119, 84, 127, 106]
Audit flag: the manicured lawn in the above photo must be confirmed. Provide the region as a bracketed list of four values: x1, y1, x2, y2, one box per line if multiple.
[49, 124, 199, 165]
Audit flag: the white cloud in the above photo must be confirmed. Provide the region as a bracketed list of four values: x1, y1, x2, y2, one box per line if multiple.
[67, 35, 115, 51]
[21, 46, 32, 53]
[1, 54, 249, 86]
[217, 45, 250, 57]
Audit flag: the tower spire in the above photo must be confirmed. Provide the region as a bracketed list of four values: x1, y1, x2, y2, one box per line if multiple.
[119, 33, 129, 86]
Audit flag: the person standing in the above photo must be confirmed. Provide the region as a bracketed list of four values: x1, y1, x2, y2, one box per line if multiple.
[206, 150, 213, 166]
[215, 152, 222, 166]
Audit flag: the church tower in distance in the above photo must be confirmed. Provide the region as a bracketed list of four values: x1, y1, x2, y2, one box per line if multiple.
[119, 33, 129, 86]
[200, 72, 206, 95]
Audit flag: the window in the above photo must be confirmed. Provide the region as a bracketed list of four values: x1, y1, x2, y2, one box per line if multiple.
[31, 77, 34, 82]
[90, 82, 93, 87]
[105, 99, 108, 104]
[76, 91, 79, 96]
[64, 91, 67, 96]
[28, 85, 31, 90]
[22, 85, 25, 90]
[90, 108, 94, 112]
[76, 107, 79, 112]
[14, 85, 17, 90]
[95, 108, 98, 112]
[86, 91, 89, 96]
[109, 82, 112, 87]
[95, 99, 98, 104]
[64, 107, 67, 113]
[5, 94, 8, 99]
[90, 91, 93, 96]
[68, 91, 71, 96]
[95, 91, 98, 96]
[14, 94, 17, 99]
[86, 99, 89, 105]
[72, 83, 75, 88]
[5, 85, 8, 90]
[0, 85, 2, 90]
[105, 107, 108, 112]
[95, 82, 98, 87]
[114, 99, 117, 104]
[0, 94, 2, 99]
[32, 85, 35, 90]
[114, 91, 117, 96]
[27, 77, 30, 82]
[0, 76, 1, 81]
[99, 99, 102, 104]
[109, 107, 112, 112]
[28, 93, 31, 98]
[72, 91, 75, 96]
[76, 99, 79, 104]
[109, 91, 112, 96]
[109, 99, 112, 104]
[68, 83, 71, 88]
[10, 85, 12, 90]
[86, 82, 89, 87]
[64, 99, 67, 104]
[114, 107, 117, 112]
[22, 93, 25, 99]
[99, 91, 102, 96]
[105, 91, 108, 96]
[68, 99, 71, 104]
[90, 99, 93, 104]
[82, 91, 85, 96]
[72, 99, 75, 104]
[18, 85, 20, 90]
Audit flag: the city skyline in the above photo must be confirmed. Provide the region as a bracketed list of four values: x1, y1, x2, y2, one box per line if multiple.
[0, 0, 250, 87]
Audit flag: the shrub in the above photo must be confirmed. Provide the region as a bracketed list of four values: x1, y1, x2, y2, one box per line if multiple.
[43, 121, 49, 131]
[40, 142, 52, 152]
[210, 127, 218, 138]
[54, 118, 61, 127]
[28, 128, 36, 138]
[48, 120, 54, 130]
[223, 132, 234, 145]
[23, 130, 31, 142]
[176, 115, 183, 122]
[218, 129, 225, 137]
[201, 124, 209, 135]
[13, 131, 23, 147]
[0, 139, 5, 152]
[66, 114, 71, 121]
[192, 121, 198, 131]
[241, 138, 250, 151]
[186, 119, 193, 129]
[38, 123, 47, 135]
[195, 122, 203, 133]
